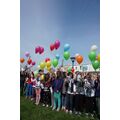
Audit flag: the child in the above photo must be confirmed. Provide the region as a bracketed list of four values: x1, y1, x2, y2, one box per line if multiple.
[25, 73, 32, 99]
[35, 73, 41, 105]
[66, 72, 74, 114]
[50, 72, 56, 107]
[43, 73, 51, 107]
[61, 72, 68, 111]
[84, 74, 95, 118]
[52, 71, 63, 111]
[94, 75, 100, 119]
[31, 72, 36, 101]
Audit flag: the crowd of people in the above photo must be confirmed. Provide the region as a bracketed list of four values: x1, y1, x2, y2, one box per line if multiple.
[20, 68, 100, 119]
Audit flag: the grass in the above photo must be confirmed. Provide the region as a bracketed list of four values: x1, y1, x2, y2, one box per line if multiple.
[20, 96, 96, 120]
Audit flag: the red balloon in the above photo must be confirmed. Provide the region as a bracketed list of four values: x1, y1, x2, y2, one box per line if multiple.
[45, 58, 50, 62]
[50, 44, 55, 51]
[27, 58, 32, 65]
[71, 68, 75, 73]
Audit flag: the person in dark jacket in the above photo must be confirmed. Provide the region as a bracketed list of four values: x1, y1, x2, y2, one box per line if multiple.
[20, 71, 26, 96]
[94, 76, 100, 119]
[65, 72, 74, 114]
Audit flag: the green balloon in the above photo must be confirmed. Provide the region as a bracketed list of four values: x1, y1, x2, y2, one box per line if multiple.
[68, 66, 72, 73]
[88, 51, 96, 62]
[52, 58, 58, 68]
[64, 51, 70, 60]
[92, 60, 100, 70]
[34, 70, 38, 77]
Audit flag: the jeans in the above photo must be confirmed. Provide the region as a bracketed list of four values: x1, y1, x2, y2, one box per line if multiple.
[53, 92, 61, 109]
[51, 93, 54, 106]
[66, 94, 74, 111]
[62, 94, 67, 108]
[25, 84, 32, 97]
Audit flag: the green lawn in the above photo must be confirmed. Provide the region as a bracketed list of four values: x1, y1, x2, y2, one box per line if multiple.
[20, 96, 96, 120]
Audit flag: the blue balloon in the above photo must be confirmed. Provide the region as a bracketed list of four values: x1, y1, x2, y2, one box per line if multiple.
[64, 44, 70, 51]
[56, 54, 60, 60]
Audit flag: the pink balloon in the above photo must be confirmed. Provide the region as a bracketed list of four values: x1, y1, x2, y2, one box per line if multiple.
[32, 61, 36, 66]
[41, 47, 44, 53]
[39, 46, 44, 54]
[25, 52, 30, 57]
[54, 40, 60, 50]
[35, 47, 39, 54]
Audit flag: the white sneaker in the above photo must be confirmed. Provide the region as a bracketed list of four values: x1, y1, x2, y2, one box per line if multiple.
[79, 112, 82, 115]
[42, 104, 45, 107]
[66, 109, 68, 113]
[46, 105, 49, 107]
[69, 110, 72, 114]
[56, 108, 60, 112]
[75, 111, 78, 115]
[62, 106, 64, 110]
[52, 107, 56, 110]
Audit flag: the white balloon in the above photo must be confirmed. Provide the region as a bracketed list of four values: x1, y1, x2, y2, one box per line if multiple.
[91, 45, 97, 51]
[75, 53, 79, 57]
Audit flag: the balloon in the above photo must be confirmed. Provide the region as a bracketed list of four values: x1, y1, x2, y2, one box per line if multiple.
[64, 51, 70, 60]
[56, 54, 60, 60]
[52, 58, 58, 68]
[40, 62, 46, 69]
[25, 52, 30, 57]
[27, 58, 32, 65]
[46, 61, 51, 68]
[35, 47, 39, 54]
[32, 61, 36, 66]
[46, 66, 51, 72]
[91, 45, 97, 51]
[64, 44, 70, 51]
[20, 58, 25, 63]
[50, 44, 55, 51]
[88, 51, 96, 62]
[76, 55, 83, 64]
[34, 70, 38, 77]
[45, 58, 50, 62]
[75, 53, 79, 58]
[71, 68, 75, 73]
[41, 75, 44, 80]
[92, 60, 100, 70]
[39, 46, 44, 54]
[54, 40, 60, 50]
[98, 54, 100, 62]
[68, 66, 72, 73]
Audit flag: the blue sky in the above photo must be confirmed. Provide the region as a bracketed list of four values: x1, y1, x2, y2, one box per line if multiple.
[20, 0, 100, 68]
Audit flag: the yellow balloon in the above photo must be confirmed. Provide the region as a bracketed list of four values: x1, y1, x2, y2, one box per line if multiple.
[41, 75, 44, 80]
[98, 54, 100, 62]
[47, 67, 51, 72]
[40, 62, 46, 69]
[46, 61, 51, 68]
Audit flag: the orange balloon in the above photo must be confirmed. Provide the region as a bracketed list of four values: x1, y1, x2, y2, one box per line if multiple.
[76, 55, 83, 64]
[20, 58, 25, 63]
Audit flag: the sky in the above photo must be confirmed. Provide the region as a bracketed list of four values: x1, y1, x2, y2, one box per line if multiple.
[20, 0, 100, 69]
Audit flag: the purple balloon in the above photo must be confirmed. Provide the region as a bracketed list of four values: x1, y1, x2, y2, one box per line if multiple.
[55, 40, 60, 49]
[25, 52, 30, 57]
